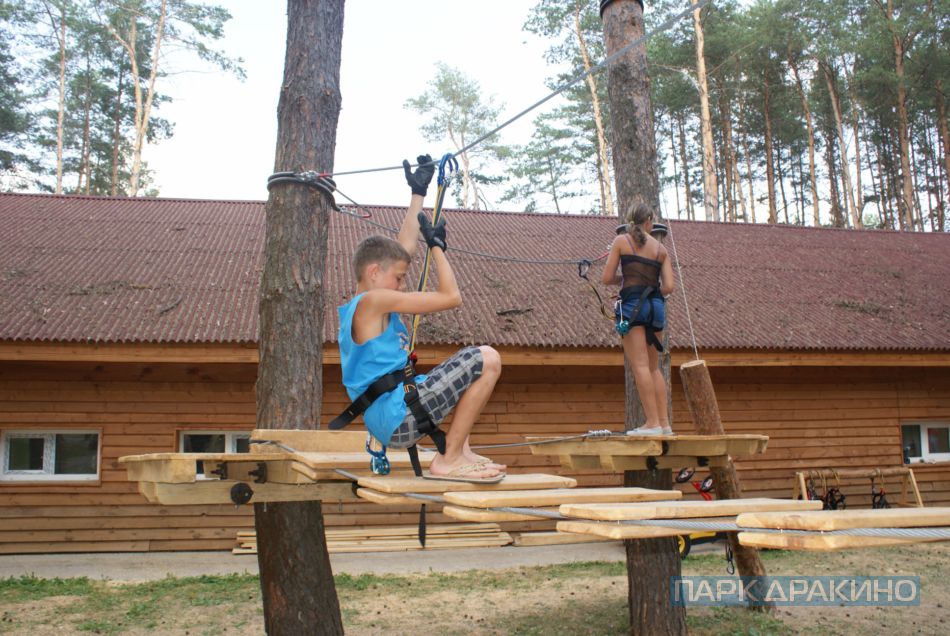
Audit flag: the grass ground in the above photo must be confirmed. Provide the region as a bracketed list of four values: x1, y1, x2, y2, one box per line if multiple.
[2, 543, 948, 635]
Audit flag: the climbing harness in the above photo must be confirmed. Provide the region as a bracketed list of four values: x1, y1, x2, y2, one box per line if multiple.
[871, 470, 891, 509]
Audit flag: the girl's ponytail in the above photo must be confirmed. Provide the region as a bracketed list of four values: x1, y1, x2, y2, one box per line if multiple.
[625, 203, 653, 248]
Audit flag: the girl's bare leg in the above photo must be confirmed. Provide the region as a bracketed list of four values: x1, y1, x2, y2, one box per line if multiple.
[647, 331, 670, 430]
[621, 327, 662, 429]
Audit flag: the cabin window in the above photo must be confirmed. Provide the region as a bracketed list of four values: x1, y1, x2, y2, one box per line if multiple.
[179, 431, 251, 477]
[0, 430, 100, 481]
[902, 422, 950, 463]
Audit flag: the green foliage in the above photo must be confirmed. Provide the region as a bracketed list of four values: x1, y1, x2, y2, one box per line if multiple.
[0, 0, 241, 196]
[405, 62, 509, 209]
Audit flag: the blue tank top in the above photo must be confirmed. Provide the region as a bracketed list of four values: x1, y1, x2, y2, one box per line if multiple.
[337, 293, 424, 446]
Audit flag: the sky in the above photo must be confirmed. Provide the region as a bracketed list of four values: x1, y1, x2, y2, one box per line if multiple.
[145, 0, 561, 211]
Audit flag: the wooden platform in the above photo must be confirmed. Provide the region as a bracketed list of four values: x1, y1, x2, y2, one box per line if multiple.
[355, 473, 577, 494]
[561, 498, 822, 521]
[441, 486, 678, 509]
[527, 433, 768, 471]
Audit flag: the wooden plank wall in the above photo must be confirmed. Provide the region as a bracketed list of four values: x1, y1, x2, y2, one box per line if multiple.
[1, 359, 948, 553]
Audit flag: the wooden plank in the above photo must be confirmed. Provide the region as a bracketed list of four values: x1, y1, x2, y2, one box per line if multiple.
[291, 451, 433, 470]
[556, 519, 705, 540]
[598, 455, 730, 471]
[442, 487, 680, 509]
[442, 505, 559, 522]
[249, 429, 366, 452]
[528, 438, 663, 457]
[122, 458, 199, 484]
[560, 498, 823, 521]
[138, 480, 358, 505]
[355, 488, 419, 506]
[560, 455, 603, 470]
[736, 507, 950, 532]
[513, 531, 613, 547]
[665, 435, 769, 456]
[737, 531, 926, 551]
[356, 473, 577, 494]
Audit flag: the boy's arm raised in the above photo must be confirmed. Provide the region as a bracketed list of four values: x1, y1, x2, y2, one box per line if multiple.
[397, 154, 435, 257]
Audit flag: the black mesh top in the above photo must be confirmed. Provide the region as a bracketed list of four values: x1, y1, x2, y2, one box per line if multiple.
[619, 236, 662, 289]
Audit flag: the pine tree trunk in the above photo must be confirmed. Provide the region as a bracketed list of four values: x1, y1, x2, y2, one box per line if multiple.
[847, 72, 864, 222]
[736, 94, 756, 223]
[575, 1, 614, 216]
[821, 62, 861, 228]
[255, 1, 345, 633]
[825, 129, 844, 227]
[762, 73, 777, 224]
[775, 140, 789, 224]
[866, 131, 884, 227]
[677, 116, 694, 220]
[600, 1, 686, 633]
[692, 0, 718, 221]
[53, 4, 67, 195]
[669, 117, 682, 217]
[935, 80, 949, 229]
[111, 66, 124, 196]
[788, 55, 820, 226]
[885, 2, 916, 230]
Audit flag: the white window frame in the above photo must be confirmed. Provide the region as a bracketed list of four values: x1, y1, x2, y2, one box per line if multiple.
[178, 430, 251, 479]
[902, 421, 950, 463]
[0, 429, 101, 482]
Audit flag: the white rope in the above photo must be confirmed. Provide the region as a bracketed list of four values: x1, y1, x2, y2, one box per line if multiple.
[665, 220, 700, 361]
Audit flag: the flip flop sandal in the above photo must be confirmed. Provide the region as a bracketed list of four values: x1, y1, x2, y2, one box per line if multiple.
[422, 463, 506, 485]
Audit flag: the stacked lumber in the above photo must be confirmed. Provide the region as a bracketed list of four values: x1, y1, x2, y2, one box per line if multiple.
[233, 523, 511, 554]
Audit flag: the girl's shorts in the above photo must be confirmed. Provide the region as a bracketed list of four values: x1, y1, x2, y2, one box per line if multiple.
[615, 296, 666, 331]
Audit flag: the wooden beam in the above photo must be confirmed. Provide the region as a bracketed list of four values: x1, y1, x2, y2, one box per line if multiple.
[557, 519, 713, 540]
[355, 473, 577, 494]
[137, 480, 358, 505]
[442, 486, 680, 509]
[442, 505, 558, 523]
[513, 531, 613, 547]
[736, 507, 950, 531]
[737, 531, 925, 551]
[561, 498, 823, 521]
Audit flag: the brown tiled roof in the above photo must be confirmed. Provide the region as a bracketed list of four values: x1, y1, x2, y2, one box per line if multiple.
[1, 192, 948, 352]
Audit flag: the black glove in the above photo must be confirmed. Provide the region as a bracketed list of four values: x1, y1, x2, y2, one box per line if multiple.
[403, 154, 435, 197]
[417, 212, 447, 252]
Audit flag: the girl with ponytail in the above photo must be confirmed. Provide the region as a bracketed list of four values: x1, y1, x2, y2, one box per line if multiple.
[601, 203, 676, 434]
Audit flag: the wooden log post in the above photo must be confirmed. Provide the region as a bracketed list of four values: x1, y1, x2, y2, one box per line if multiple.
[254, 1, 345, 634]
[679, 359, 773, 611]
[600, 1, 686, 633]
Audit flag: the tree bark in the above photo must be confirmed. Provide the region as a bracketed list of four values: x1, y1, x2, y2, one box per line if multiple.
[937, 80, 950, 222]
[680, 360, 772, 611]
[824, 127, 844, 227]
[43, 2, 68, 195]
[600, 1, 686, 633]
[788, 55, 820, 226]
[692, 0, 718, 221]
[110, 66, 124, 197]
[677, 115, 694, 220]
[762, 72, 777, 224]
[821, 61, 861, 228]
[255, 1, 345, 634]
[846, 70, 864, 222]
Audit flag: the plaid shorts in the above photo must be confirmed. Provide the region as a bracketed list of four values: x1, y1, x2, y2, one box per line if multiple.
[388, 346, 483, 449]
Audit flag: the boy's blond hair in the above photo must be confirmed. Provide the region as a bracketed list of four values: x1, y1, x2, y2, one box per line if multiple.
[352, 235, 411, 281]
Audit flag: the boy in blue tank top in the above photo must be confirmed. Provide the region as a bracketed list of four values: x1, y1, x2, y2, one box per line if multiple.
[337, 154, 505, 483]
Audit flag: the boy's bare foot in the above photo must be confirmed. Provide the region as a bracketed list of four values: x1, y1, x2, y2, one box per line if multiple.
[464, 451, 506, 472]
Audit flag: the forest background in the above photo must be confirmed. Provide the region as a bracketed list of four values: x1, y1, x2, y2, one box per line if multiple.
[0, 0, 946, 231]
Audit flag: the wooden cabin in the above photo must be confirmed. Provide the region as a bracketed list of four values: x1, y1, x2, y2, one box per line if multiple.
[1, 193, 948, 553]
